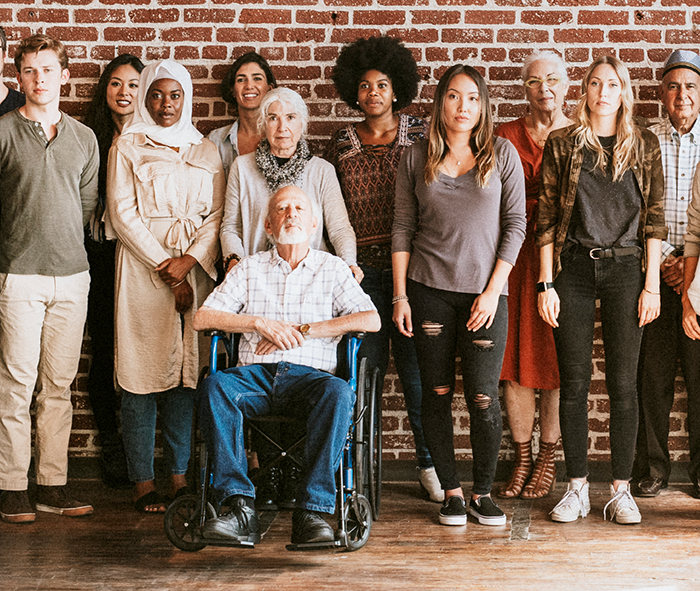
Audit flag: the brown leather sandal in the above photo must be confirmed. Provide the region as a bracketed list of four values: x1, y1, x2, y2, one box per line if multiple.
[498, 441, 533, 498]
[521, 440, 558, 499]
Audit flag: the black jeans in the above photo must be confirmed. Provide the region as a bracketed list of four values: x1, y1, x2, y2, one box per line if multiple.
[408, 280, 506, 495]
[634, 281, 700, 483]
[554, 247, 644, 481]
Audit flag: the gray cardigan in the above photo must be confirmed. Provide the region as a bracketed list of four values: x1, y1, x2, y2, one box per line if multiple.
[392, 137, 526, 295]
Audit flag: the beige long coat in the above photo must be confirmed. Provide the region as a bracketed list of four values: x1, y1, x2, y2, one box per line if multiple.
[107, 133, 224, 394]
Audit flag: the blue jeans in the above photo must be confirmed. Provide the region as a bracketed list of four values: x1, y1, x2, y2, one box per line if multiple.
[359, 265, 432, 468]
[120, 387, 196, 483]
[554, 246, 644, 481]
[408, 280, 507, 495]
[198, 362, 355, 514]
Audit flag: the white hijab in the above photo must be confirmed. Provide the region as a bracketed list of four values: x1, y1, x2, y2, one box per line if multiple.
[122, 59, 203, 148]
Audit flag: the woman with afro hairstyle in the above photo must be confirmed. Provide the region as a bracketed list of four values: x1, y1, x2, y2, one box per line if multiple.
[83, 53, 144, 489]
[323, 36, 442, 502]
[207, 52, 277, 180]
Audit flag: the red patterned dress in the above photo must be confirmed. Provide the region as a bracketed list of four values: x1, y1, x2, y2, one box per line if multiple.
[496, 117, 559, 390]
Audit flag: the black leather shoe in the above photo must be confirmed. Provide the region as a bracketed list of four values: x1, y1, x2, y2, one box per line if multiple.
[634, 476, 667, 497]
[290, 509, 334, 544]
[202, 497, 261, 543]
[255, 465, 281, 511]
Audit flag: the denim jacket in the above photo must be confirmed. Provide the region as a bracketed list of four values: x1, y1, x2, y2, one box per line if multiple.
[536, 124, 668, 277]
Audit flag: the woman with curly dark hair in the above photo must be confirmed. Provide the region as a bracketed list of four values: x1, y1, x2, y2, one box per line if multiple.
[323, 36, 442, 502]
[83, 54, 144, 489]
[208, 52, 276, 180]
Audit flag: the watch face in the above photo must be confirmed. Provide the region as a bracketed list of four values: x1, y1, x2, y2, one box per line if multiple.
[300, 323, 310, 335]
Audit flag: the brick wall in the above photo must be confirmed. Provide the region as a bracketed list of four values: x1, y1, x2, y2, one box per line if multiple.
[1, 0, 694, 463]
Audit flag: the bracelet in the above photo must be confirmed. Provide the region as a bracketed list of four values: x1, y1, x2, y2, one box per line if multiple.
[224, 253, 241, 269]
[172, 278, 186, 288]
[392, 295, 409, 305]
[643, 287, 660, 296]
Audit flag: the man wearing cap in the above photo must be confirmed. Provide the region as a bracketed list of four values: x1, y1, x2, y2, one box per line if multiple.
[633, 49, 700, 498]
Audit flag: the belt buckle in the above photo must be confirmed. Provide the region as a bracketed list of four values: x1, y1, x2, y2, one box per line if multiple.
[589, 248, 603, 259]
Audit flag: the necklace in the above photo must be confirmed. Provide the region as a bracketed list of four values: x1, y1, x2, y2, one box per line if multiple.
[450, 145, 471, 166]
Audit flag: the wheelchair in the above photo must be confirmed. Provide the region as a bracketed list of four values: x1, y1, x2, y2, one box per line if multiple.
[164, 330, 381, 552]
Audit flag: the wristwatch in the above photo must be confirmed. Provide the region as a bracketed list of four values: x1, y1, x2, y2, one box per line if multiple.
[536, 281, 555, 293]
[299, 323, 311, 337]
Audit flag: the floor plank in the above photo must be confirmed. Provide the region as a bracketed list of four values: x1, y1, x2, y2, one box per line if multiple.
[1, 480, 698, 591]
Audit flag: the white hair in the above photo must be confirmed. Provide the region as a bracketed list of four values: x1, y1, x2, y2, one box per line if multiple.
[257, 87, 309, 137]
[521, 50, 569, 85]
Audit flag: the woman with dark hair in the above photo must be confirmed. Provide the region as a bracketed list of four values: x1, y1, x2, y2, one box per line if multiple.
[107, 60, 224, 513]
[207, 51, 277, 180]
[323, 36, 441, 501]
[538, 56, 665, 525]
[393, 64, 526, 527]
[83, 53, 144, 489]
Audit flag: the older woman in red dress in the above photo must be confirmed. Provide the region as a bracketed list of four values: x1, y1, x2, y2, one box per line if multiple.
[496, 51, 571, 500]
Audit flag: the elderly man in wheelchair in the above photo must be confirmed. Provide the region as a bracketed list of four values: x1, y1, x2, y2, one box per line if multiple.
[192, 186, 380, 547]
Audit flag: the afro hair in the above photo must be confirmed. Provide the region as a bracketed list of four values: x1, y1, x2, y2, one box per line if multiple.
[332, 36, 420, 112]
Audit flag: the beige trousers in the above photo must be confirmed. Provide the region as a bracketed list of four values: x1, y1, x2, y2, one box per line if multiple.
[0, 272, 90, 490]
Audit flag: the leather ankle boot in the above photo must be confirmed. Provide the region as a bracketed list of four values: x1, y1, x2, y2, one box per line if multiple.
[521, 440, 558, 499]
[498, 441, 533, 498]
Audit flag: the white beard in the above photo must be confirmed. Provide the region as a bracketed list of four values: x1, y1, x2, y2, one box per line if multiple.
[276, 225, 308, 245]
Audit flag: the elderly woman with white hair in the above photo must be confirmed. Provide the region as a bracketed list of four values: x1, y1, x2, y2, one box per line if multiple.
[496, 50, 571, 501]
[220, 87, 359, 280]
[107, 59, 225, 513]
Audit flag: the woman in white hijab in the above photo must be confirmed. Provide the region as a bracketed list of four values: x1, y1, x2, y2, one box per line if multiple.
[107, 60, 225, 513]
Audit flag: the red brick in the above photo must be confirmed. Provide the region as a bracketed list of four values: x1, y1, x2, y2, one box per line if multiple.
[464, 9, 516, 24]
[203, 46, 228, 61]
[274, 65, 322, 81]
[218, 28, 269, 43]
[666, 29, 700, 45]
[162, 28, 212, 43]
[314, 83, 338, 99]
[379, 0, 428, 5]
[578, 10, 629, 25]
[116, 46, 144, 59]
[129, 8, 179, 23]
[74, 9, 125, 23]
[591, 47, 617, 61]
[174, 46, 200, 60]
[260, 47, 284, 61]
[146, 47, 172, 61]
[489, 84, 525, 100]
[483, 48, 507, 62]
[193, 105, 209, 120]
[160, 0, 205, 5]
[426, 47, 449, 62]
[638, 85, 660, 101]
[212, 103, 228, 117]
[521, 10, 572, 25]
[17, 8, 70, 22]
[193, 82, 220, 98]
[454, 47, 479, 61]
[489, 66, 522, 81]
[100, 0, 150, 4]
[275, 27, 325, 43]
[549, 0, 597, 5]
[46, 27, 98, 42]
[330, 28, 380, 43]
[497, 29, 549, 44]
[41, 0, 91, 4]
[634, 9, 685, 25]
[287, 46, 311, 61]
[324, 0, 371, 6]
[355, 10, 405, 25]
[664, 0, 700, 5]
[607, 0, 654, 5]
[240, 9, 292, 24]
[90, 46, 116, 61]
[0, 9, 11, 21]
[314, 46, 339, 62]
[386, 28, 438, 44]
[297, 10, 349, 25]
[411, 10, 460, 25]
[104, 27, 156, 42]
[565, 48, 590, 63]
[308, 102, 332, 117]
[634, 103, 659, 120]
[553, 28, 605, 44]
[619, 48, 645, 63]
[69, 63, 100, 78]
[442, 29, 493, 44]
[609, 29, 661, 44]
[185, 8, 236, 22]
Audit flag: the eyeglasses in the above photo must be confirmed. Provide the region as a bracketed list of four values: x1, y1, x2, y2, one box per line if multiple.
[524, 76, 561, 89]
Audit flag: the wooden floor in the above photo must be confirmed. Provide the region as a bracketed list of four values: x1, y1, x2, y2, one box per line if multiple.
[1, 479, 699, 591]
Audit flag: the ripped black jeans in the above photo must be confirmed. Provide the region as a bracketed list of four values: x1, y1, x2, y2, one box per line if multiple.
[407, 279, 507, 495]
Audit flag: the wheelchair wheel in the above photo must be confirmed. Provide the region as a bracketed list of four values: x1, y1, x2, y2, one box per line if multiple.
[366, 366, 382, 520]
[353, 357, 368, 494]
[343, 494, 372, 552]
[164, 494, 216, 552]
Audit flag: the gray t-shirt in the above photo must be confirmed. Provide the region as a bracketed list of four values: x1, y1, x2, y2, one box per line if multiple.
[0, 109, 99, 276]
[393, 137, 526, 294]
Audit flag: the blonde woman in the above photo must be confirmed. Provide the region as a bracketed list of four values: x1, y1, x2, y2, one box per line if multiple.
[537, 56, 666, 525]
[393, 64, 526, 527]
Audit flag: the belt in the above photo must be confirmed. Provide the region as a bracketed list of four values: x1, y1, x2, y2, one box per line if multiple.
[587, 246, 640, 260]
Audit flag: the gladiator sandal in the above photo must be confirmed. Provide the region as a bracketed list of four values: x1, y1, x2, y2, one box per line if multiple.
[498, 441, 533, 499]
[521, 440, 558, 499]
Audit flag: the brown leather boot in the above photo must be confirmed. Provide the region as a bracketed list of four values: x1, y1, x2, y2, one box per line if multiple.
[521, 440, 558, 499]
[498, 441, 533, 498]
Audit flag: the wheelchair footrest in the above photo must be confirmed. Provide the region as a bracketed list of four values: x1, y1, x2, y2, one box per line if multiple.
[201, 537, 257, 549]
[285, 539, 343, 552]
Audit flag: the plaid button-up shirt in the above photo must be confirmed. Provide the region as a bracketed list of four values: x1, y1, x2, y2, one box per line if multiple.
[649, 117, 700, 260]
[202, 247, 375, 374]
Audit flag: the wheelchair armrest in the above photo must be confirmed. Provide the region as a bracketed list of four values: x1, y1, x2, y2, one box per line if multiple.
[347, 332, 366, 341]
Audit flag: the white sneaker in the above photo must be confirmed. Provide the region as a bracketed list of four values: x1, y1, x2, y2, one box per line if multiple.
[550, 480, 590, 523]
[418, 467, 445, 503]
[604, 483, 641, 524]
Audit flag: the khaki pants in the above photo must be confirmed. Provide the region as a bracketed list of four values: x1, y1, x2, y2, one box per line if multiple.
[0, 272, 90, 490]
